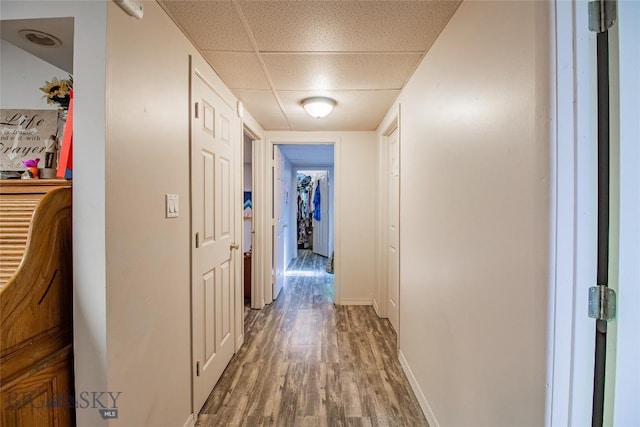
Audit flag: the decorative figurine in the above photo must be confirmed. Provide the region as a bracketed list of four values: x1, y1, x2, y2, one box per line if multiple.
[44, 135, 58, 169]
[22, 158, 40, 179]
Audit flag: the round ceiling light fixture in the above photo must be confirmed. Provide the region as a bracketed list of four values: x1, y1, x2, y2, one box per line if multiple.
[301, 97, 336, 119]
[19, 29, 62, 48]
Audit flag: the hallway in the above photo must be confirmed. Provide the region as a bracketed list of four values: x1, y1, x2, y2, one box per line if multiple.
[196, 250, 427, 426]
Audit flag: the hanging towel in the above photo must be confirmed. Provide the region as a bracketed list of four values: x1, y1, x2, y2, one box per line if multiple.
[313, 180, 321, 221]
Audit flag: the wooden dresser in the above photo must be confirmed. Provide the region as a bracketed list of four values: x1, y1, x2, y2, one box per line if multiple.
[0, 180, 74, 426]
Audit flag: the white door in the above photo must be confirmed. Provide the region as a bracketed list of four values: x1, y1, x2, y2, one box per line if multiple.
[191, 67, 236, 414]
[387, 128, 400, 333]
[312, 172, 330, 257]
[606, 3, 640, 424]
[272, 145, 285, 299]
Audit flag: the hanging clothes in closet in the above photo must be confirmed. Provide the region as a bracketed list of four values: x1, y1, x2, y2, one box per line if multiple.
[297, 173, 314, 249]
[313, 180, 321, 221]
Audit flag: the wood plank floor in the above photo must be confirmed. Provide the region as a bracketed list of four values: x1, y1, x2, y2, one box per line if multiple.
[196, 250, 428, 427]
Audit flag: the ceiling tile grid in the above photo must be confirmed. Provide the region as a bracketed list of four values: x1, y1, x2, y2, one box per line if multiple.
[262, 53, 423, 91]
[233, 89, 291, 130]
[202, 51, 270, 89]
[238, 1, 458, 52]
[161, 1, 253, 51]
[159, 0, 462, 131]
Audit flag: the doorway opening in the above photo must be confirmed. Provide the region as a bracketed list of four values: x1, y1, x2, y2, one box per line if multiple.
[272, 145, 335, 302]
[242, 131, 253, 316]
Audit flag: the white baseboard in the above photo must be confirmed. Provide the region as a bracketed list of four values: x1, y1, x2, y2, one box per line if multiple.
[373, 298, 380, 314]
[371, 298, 388, 318]
[338, 298, 372, 305]
[183, 413, 195, 427]
[236, 333, 244, 351]
[398, 349, 440, 427]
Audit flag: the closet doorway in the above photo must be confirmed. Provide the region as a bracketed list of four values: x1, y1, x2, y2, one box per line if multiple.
[296, 170, 331, 258]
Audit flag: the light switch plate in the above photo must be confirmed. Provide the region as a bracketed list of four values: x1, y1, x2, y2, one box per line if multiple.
[165, 194, 179, 218]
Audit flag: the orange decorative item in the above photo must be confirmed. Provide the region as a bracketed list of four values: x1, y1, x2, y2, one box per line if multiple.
[22, 158, 40, 179]
[57, 90, 73, 179]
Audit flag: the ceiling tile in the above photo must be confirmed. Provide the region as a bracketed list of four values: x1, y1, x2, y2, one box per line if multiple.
[160, 1, 253, 51]
[202, 52, 270, 89]
[263, 53, 423, 91]
[238, 1, 461, 52]
[234, 89, 291, 130]
[278, 90, 400, 131]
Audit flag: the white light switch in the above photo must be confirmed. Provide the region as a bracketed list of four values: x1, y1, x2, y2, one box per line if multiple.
[166, 194, 179, 218]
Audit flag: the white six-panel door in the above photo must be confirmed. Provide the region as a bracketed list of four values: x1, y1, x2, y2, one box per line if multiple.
[191, 67, 236, 415]
[387, 128, 400, 333]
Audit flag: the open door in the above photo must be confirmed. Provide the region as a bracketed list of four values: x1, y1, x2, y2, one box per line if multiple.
[272, 145, 286, 299]
[596, 2, 640, 425]
[312, 172, 330, 257]
[190, 61, 237, 415]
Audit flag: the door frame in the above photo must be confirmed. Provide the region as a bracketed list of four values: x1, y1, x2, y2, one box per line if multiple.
[385, 125, 400, 336]
[242, 123, 265, 310]
[546, 1, 593, 423]
[375, 114, 399, 322]
[546, 1, 599, 424]
[271, 145, 287, 300]
[295, 167, 334, 259]
[258, 136, 341, 304]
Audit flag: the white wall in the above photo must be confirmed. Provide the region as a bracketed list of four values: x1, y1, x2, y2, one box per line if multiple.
[1, 3, 109, 426]
[266, 132, 377, 304]
[0, 40, 67, 110]
[337, 133, 376, 303]
[388, 2, 551, 426]
[104, 1, 243, 425]
[105, 2, 190, 425]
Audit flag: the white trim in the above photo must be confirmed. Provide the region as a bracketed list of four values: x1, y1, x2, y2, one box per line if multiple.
[546, 1, 575, 424]
[253, 133, 267, 308]
[182, 414, 195, 427]
[243, 123, 265, 310]
[261, 136, 341, 305]
[372, 298, 380, 316]
[338, 298, 372, 306]
[399, 350, 439, 427]
[375, 106, 400, 320]
[547, 1, 598, 424]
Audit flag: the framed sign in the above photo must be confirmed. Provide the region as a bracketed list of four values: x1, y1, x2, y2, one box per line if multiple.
[0, 109, 58, 171]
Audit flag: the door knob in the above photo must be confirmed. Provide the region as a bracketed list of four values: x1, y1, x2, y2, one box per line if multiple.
[230, 243, 239, 250]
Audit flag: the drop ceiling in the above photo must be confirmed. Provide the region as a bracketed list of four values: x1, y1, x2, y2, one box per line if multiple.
[159, 0, 461, 132]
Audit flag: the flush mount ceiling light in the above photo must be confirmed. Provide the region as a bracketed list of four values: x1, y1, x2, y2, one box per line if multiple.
[19, 29, 62, 48]
[301, 97, 336, 119]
